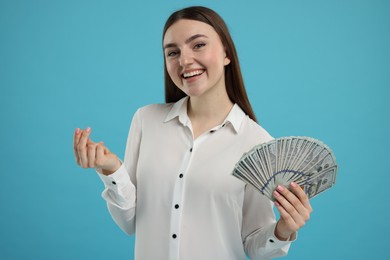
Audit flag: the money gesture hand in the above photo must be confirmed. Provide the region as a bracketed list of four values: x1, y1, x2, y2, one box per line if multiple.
[73, 127, 121, 175]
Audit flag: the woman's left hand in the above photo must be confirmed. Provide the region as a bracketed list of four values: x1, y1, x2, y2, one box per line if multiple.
[273, 182, 313, 240]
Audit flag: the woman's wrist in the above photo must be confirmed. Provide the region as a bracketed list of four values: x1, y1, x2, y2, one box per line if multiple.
[101, 159, 122, 176]
[274, 221, 292, 241]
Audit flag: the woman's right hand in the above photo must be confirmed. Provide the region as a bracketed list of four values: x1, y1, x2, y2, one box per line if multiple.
[73, 127, 121, 175]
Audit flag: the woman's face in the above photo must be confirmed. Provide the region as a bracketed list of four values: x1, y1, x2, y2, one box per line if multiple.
[163, 19, 230, 98]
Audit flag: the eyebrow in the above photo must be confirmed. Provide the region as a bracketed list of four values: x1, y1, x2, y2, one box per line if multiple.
[163, 34, 208, 49]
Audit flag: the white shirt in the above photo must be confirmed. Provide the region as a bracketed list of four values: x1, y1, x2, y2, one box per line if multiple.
[98, 97, 294, 260]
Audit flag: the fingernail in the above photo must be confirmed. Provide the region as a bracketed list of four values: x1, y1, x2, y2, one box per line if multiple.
[75, 128, 81, 134]
[277, 185, 284, 192]
[274, 201, 280, 206]
[273, 191, 280, 197]
[290, 182, 297, 188]
[86, 127, 91, 133]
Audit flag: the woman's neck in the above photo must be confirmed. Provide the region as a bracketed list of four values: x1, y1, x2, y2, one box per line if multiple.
[187, 88, 233, 139]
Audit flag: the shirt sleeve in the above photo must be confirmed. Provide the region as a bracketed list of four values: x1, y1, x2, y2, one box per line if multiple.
[242, 185, 296, 259]
[97, 108, 143, 235]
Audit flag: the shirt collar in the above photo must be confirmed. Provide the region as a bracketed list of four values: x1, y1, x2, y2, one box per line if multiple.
[223, 103, 246, 133]
[164, 96, 190, 126]
[164, 96, 246, 134]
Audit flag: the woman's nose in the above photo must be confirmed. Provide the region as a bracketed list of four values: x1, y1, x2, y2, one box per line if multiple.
[179, 50, 194, 66]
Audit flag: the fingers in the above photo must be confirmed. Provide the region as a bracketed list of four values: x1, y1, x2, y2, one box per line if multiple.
[95, 142, 106, 167]
[73, 128, 119, 174]
[78, 127, 92, 167]
[87, 140, 97, 168]
[73, 128, 82, 164]
[273, 182, 312, 230]
[275, 183, 311, 217]
[274, 201, 298, 234]
[74, 127, 95, 168]
[274, 189, 305, 228]
[290, 182, 313, 213]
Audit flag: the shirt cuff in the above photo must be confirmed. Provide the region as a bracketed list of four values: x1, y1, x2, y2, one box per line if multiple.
[97, 164, 130, 187]
[96, 164, 135, 209]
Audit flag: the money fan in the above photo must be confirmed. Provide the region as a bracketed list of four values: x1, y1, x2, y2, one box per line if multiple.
[232, 136, 337, 201]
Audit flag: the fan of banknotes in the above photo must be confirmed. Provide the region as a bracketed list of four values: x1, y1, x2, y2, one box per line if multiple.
[232, 136, 337, 201]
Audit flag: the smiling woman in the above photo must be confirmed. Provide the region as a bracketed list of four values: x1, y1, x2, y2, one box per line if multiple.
[73, 6, 312, 260]
[163, 20, 230, 103]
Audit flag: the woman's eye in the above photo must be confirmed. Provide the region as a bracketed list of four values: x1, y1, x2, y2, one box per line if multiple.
[167, 51, 178, 57]
[194, 43, 206, 49]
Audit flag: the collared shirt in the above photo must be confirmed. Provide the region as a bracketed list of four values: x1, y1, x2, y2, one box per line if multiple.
[98, 97, 293, 260]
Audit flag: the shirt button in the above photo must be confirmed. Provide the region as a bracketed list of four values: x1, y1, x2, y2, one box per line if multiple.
[269, 239, 274, 243]
[179, 173, 183, 178]
[210, 130, 215, 133]
[172, 234, 177, 239]
[112, 181, 116, 185]
[190, 147, 193, 152]
[222, 123, 226, 127]
[174, 204, 179, 209]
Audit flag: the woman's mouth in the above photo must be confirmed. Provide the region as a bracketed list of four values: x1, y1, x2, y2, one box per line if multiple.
[182, 69, 205, 79]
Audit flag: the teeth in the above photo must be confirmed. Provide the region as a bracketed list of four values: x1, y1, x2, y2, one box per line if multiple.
[183, 70, 203, 78]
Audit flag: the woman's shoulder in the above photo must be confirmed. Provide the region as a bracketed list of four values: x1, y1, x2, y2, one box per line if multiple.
[135, 102, 174, 120]
[241, 116, 274, 143]
[139, 102, 173, 112]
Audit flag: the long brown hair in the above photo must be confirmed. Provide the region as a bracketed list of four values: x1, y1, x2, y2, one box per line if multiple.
[162, 6, 257, 122]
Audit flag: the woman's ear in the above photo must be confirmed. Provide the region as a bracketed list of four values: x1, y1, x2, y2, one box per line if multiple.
[224, 55, 231, 66]
[223, 47, 231, 65]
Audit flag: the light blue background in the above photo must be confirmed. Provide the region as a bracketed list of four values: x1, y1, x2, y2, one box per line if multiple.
[1, 0, 389, 259]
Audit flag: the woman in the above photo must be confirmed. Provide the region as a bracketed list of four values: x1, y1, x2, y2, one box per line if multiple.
[73, 6, 312, 260]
